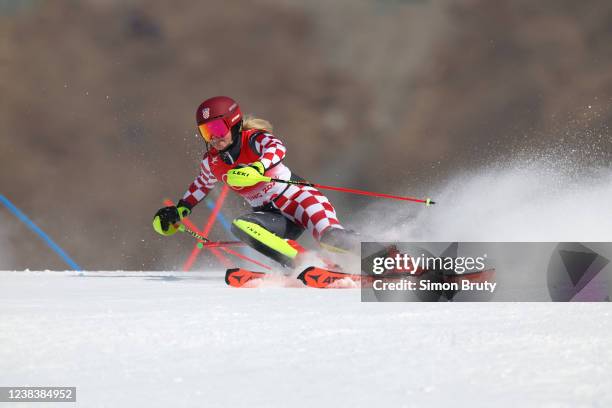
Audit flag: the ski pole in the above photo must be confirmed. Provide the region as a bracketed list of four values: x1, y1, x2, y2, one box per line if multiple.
[176, 224, 245, 248]
[177, 223, 207, 244]
[236, 173, 436, 205]
[176, 223, 271, 269]
[284, 181, 436, 205]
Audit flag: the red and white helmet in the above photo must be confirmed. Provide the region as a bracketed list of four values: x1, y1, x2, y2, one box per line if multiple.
[195, 96, 242, 143]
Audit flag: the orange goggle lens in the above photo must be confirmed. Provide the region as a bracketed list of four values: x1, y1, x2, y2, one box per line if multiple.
[198, 118, 229, 142]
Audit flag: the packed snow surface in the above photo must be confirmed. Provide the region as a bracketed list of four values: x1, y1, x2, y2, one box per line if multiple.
[3, 159, 612, 406]
[1, 271, 611, 407]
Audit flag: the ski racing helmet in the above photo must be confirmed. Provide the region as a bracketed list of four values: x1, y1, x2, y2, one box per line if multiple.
[195, 96, 243, 144]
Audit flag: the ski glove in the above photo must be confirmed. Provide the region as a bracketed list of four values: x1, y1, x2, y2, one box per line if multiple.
[152, 200, 192, 236]
[226, 161, 266, 188]
[246, 161, 265, 175]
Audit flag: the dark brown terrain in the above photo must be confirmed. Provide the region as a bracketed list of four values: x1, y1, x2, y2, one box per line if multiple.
[1, 0, 611, 270]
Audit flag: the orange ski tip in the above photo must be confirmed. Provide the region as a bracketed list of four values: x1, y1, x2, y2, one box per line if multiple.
[225, 268, 267, 287]
[297, 267, 360, 288]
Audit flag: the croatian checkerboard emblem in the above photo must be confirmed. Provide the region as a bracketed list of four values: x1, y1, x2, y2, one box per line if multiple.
[202, 107, 210, 120]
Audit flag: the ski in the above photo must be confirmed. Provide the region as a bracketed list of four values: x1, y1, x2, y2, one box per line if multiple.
[225, 268, 268, 287]
[225, 267, 361, 288]
[296, 267, 361, 288]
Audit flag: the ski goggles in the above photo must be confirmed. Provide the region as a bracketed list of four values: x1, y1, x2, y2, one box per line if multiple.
[198, 118, 229, 142]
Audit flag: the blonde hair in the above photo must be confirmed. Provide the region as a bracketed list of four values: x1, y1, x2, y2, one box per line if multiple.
[242, 114, 273, 132]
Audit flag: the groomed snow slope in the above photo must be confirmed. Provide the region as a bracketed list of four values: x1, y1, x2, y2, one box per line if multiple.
[1, 271, 610, 407]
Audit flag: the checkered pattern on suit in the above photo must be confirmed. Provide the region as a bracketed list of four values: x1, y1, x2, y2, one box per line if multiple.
[273, 185, 343, 241]
[251, 132, 286, 170]
[182, 153, 218, 207]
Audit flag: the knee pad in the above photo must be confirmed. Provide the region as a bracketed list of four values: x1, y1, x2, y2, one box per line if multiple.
[231, 218, 299, 267]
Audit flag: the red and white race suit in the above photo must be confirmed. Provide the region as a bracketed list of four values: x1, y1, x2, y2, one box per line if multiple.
[182, 129, 343, 240]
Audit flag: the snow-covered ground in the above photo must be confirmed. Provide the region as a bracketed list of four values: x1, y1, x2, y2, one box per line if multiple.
[3, 159, 612, 407]
[1, 271, 611, 407]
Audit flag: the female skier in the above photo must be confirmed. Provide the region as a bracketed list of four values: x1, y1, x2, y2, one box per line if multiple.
[152, 96, 359, 267]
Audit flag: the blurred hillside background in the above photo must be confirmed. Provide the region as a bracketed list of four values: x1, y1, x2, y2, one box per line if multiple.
[1, 0, 611, 270]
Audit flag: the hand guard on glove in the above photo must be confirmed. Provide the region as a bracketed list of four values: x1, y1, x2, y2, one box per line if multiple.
[152, 200, 192, 236]
[226, 161, 266, 188]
